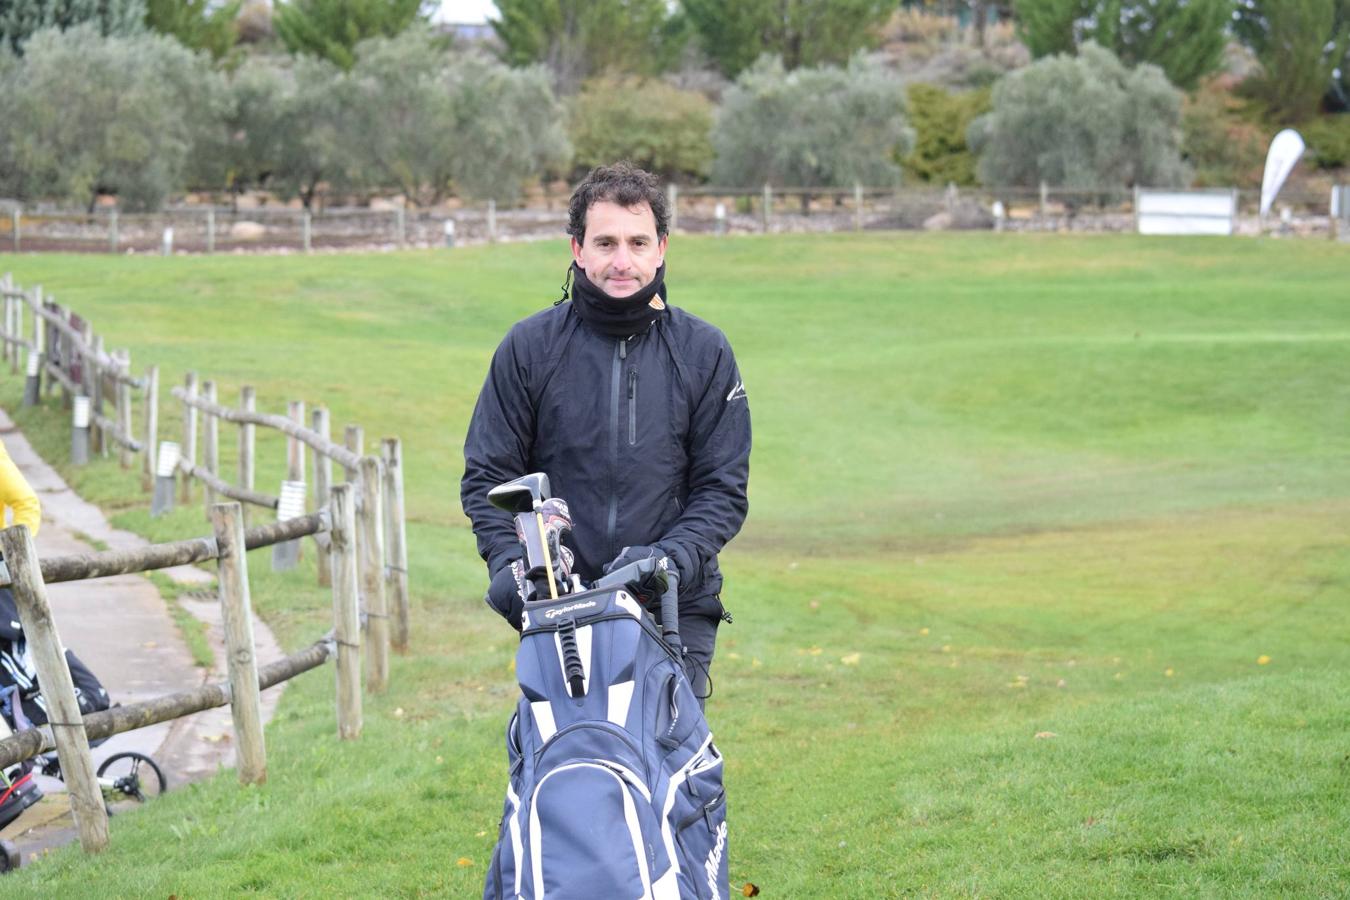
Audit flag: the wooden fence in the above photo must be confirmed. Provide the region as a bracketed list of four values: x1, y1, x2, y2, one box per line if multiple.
[0, 491, 362, 854]
[0, 272, 410, 671]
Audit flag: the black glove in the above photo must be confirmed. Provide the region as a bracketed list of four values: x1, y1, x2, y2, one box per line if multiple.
[485, 560, 527, 631]
[602, 545, 663, 575]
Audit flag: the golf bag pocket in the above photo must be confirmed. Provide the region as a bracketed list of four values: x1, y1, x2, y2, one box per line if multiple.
[528, 760, 677, 900]
[665, 740, 728, 900]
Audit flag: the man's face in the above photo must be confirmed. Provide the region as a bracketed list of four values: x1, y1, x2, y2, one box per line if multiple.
[571, 200, 667, 298]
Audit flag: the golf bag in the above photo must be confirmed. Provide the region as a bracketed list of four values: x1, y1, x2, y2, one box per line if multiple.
[481, 475, 728, 899]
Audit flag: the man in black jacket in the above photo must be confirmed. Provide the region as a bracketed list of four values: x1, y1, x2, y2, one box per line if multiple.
[461, 162, 751, 700]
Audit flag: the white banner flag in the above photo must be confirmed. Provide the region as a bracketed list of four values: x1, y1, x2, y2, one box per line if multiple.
[1260, 129, 1305, 217]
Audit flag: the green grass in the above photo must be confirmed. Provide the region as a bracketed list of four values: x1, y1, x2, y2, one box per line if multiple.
[1, 233, 1348, 896]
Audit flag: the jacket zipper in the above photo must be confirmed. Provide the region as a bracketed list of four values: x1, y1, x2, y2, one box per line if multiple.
[628, 370, 638, 446]
[607, 339, 624, 555]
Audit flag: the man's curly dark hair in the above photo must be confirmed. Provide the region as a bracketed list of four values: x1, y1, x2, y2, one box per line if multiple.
[567, 162, 669, 244]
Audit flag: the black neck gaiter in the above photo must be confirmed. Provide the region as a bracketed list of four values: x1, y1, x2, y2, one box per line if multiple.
[569, 263, 668, 338]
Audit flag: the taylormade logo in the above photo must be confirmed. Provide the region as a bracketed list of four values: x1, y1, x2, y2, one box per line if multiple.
[705, 820, 727, 896]
[544, 600, 598, 619]
[726, 381, 747, 402]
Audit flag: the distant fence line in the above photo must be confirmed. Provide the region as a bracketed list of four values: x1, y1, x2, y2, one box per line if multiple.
[1, 182, 1347, 253]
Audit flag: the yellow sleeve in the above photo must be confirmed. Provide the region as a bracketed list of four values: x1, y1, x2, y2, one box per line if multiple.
[0, 440, 40, 537]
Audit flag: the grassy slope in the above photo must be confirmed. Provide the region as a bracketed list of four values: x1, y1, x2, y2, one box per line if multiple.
[1, 233, 1347, 897]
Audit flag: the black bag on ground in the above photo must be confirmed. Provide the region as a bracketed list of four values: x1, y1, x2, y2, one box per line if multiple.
[0, 588, 110, 729]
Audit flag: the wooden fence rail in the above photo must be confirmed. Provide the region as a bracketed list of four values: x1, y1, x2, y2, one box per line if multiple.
[0, 488, 363, 854]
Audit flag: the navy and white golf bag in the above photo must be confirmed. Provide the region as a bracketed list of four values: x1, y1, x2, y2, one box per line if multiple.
[483, 584, 729, 899]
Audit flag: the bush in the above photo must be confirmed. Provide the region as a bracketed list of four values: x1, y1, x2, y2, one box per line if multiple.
[712, 54, 913, 190]
[1181, 76, 1266, 188]
[970, 42, 1187, 190]
[569, 76, 713, 182]
[902, 83, 991, 186]
[0, 24, 225, 209]
[1302, 115, 1350, 170]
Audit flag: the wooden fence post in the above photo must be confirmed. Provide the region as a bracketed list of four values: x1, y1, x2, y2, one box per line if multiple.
[343, 425, 363, 481]
[4, 289, 14, 371]
[118, 351, 133, 469]
[287, 401, 306, 504]
[357, 456, 388, 693]
[209, 502, 267, 785]
[89, 334, 104, 455]
[239, 386, 256, 527]
[382, 437, 409, 653]
[313, 407, 332, 587]
[203, 380, 219, 516]
[0, 275, 9, 367]
[329, 484, 362, 739]
[181, 372, 198, 503]
[142, 365, 158, 492]
[0, 525, 110, 853]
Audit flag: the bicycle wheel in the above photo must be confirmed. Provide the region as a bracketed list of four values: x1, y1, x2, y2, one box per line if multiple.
[96, 752, 167, 813]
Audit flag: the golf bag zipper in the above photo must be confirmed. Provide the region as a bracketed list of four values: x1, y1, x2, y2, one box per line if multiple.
[607, 340, 623, 555]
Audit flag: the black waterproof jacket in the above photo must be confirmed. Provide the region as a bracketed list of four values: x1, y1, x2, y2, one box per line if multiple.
[461, 300, 751, 619]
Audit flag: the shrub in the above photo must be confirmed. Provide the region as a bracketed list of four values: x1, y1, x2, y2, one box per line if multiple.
[569, 76, 713, 182]
[902, 83, 991, 186]
[1181, 76, 1266, 188]
[1302, 115, 1350, 170]
[970, 42, 1187, 189]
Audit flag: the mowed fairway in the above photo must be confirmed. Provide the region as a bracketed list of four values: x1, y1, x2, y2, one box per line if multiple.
[2, 233, 1348, 897]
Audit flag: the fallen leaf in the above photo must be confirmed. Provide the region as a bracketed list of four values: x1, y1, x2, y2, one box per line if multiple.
[742, 884, 761, 897]
[1056, 679, 1067, 688]
[457, 857, 474, 867]
[1034, 731, 1057, 739]
[393, 707, 405, 718]
[841, 652, 861, 666]
[919, 627, 930, 635]
[727, 652, 742, 661]
[435, 756, 444, 764]
[1257, 655, 1271, 665]
[751, 658, 762, 668]
[808, 600, 819, 610]
[1164, 668, 1174, 678]
[941, 645, 951, 653]
[476, 830, 487, 838]
[808, 646, 823, 656]
[142, 641, 158, 649]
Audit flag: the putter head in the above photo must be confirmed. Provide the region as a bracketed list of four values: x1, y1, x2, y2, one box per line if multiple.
[488, 473, 552, 513]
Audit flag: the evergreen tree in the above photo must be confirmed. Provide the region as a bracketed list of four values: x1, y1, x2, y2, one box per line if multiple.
[683, 0, 896, 79]
[144, 0, 239, 60]
[1233, 0, 1350, 122]
[490, 0, 672, 95]
[1012, 0, 1229, 90]
[0, 0, 145, 53]
[273, 0, 428, 70]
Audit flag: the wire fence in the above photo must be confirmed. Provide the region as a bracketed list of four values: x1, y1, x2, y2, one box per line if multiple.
[0, 183, 1345, 253]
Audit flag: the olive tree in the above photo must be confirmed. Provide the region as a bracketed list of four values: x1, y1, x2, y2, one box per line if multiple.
[712, 55, 914, 199]
[0, 24, 225, 209]
[569, 76, 714, 182]
[969, 43, 1187, 190]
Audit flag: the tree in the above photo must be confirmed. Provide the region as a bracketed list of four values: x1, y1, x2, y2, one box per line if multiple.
[683, 0, 896, 79]
[1012, 0, 1229, 91]
[902, 83, 991, 185]
[0, 0, 145, 53]
[712, 55, 914, 200]
[969, 43, 1187, 189]
[144, 0, 239, 60]
[490, 0, 672, 95]
[274, 0, 428, 70]
[569, 76, 714, 182]
[0, 24, 225, 209]
[1233, 0, 1350, 123]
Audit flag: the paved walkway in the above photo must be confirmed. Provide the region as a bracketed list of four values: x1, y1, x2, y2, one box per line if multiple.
[0, 408, 284, 866]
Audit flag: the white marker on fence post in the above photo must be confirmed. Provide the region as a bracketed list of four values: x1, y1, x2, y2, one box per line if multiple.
[382, 437, 409, 653]
[203, 380, 219, 514]
[209, 502, 267, 785]
[854, 182, 864, 232]
[992, 200, 1007, 233]
[442, 219, 455, 249]
[181, 372, 198, 503]
[302, 211, 312, 254]
[117, 350, 133, 469]
[161, 226, 174, 256]
[329, 483, 362, 739]
[22, 349, 41, 407]
[71, 395, 90, 466]
[487, 199, 497, 243]
[109, 208, 119, 254]
[142, 364, 158, 492]
[151, 440, 179, 517]
[0, 525, 110, 853]
[762, 183, 771, 233]
[313, 407, 332, 587]
[272, 480, 306, 571]
[715, 202, 727, 236]
[358, 456, 388, 693]
[206, 207, 216, 254]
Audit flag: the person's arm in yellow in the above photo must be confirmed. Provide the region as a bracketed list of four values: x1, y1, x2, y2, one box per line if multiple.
[0, 439, 40, 537]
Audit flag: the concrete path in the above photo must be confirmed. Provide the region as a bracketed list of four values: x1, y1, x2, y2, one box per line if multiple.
[0, 408, 284, 866]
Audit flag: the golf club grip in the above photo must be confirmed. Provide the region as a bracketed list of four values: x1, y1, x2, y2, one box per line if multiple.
[660, 571, 680, 652]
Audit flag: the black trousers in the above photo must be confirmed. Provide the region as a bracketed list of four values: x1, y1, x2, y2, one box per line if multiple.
[679, 612, 720, 708]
